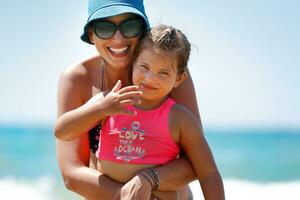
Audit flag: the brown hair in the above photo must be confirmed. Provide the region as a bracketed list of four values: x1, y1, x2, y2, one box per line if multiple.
[134, 24, 191, 74]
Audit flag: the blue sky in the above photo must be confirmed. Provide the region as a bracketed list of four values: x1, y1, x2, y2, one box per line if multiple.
[0, 1, 299, 128]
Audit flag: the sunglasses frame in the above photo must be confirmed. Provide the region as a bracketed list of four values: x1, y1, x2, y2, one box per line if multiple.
[92, 18, 144, 40]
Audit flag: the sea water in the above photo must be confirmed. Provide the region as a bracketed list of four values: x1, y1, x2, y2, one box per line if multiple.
[1, 126, 300, 200]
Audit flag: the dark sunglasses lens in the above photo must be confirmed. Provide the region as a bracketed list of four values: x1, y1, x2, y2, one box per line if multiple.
[120, 19, 143, 38]
[94, 21, 116, 39]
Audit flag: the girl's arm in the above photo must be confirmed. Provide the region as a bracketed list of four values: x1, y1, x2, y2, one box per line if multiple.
[175, 105, 225, 200]
[55, 73, 142, 141]
[153, 157, 196, 191]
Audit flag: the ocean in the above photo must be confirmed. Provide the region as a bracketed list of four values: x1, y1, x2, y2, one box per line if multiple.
[1, 126, 300, 200]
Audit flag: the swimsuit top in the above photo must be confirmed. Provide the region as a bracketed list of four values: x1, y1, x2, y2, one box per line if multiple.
[89, 65, 106, 153]
[96, 98, 180, 164]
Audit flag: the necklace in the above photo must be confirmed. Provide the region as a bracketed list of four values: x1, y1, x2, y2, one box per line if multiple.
[100, 59, 105, 91]
[100, 59, 130, 91]
[101, 60, 119, 91]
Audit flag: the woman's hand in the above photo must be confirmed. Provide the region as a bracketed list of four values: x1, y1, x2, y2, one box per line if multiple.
[113, 174, 152, 200]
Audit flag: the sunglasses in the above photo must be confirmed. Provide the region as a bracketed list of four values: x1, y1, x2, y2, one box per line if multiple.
[92, 18, 144, 40]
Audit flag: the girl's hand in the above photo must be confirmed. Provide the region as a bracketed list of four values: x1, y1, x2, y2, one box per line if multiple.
[114, 174, 179, 200]
[113, 174, 152, 200]
[98, 80, 142, 117]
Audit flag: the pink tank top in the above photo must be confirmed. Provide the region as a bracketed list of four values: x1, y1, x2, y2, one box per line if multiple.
[96, 98, 180, 164]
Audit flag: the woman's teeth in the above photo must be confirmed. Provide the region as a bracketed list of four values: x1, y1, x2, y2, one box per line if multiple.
[108, 46, 129, 55]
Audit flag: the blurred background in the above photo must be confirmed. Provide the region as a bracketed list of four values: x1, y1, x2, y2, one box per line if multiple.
[0, 0, 299, 199]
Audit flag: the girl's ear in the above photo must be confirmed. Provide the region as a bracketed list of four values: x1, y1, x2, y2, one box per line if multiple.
[174, 71, 187, 88]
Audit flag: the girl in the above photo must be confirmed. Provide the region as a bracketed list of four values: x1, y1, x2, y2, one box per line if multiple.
[94, 25, 225, 199]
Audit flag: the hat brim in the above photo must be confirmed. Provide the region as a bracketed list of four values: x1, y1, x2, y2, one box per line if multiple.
[81, 4, 150, 44]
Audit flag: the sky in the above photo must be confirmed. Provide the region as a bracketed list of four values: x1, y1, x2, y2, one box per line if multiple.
[0, 0, 299, 128]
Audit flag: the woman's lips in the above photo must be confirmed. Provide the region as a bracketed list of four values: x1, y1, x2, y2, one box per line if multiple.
[107, 46, 129, 58]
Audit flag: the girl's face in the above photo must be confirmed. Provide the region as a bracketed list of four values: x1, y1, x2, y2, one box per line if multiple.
[132, 45, 186, 108]
[89, 13, 141, 70]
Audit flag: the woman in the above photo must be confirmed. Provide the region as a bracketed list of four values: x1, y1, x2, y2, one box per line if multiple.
[56, 0, 202, 199]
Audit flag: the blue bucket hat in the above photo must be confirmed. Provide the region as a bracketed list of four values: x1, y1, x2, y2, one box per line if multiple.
[81, 0, 150, 44]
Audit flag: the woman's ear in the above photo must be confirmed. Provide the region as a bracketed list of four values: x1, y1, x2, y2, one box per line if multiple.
[88, 27, 94, 44]
[174, 71, 187, 88]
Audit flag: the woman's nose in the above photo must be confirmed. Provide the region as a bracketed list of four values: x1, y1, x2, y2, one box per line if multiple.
[111, 29, 126, 42]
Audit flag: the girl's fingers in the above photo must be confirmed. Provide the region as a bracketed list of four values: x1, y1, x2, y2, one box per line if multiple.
[120, 98, 141, 106]
[112, 80, 122, 92]
[118, 85, 141, 94]
[119, 91, 142, 100]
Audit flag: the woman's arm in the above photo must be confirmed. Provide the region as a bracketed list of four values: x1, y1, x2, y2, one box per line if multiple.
[171, 69, 202, 125]
[57, 136, 122, 200]
[56, 67, 123, 199]
[177, 105, 225, 200]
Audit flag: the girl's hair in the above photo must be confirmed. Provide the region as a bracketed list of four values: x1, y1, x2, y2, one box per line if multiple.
[134, 24, 191, 74]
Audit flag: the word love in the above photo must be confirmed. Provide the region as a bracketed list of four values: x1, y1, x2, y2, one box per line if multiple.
[118, 129, 145, 141]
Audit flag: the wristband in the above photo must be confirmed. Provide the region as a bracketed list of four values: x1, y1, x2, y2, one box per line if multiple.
[142, 168, 160, 191]
[139, 171, 154, 188]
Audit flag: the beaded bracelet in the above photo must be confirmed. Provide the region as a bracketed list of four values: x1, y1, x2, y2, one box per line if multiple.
[139, 171, 154, 189]
[142, 168, 160, 191]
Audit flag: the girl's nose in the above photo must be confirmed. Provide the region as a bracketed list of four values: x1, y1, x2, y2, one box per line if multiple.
[144, 71, 156, 83]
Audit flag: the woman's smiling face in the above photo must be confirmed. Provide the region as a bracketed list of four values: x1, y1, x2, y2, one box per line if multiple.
[89, 13, 142, 70]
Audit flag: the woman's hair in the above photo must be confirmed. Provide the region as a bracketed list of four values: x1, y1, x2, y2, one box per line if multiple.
[134, 24, 191, 74]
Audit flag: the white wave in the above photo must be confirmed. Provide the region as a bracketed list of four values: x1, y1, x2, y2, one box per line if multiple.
[1, 177, 300, 200]
[190, 179, 300, 200]
[0, 176, 82, 200]
[0, 176, 54, 200]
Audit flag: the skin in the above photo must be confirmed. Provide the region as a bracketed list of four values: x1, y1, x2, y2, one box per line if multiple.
[56, 14, 203, 200]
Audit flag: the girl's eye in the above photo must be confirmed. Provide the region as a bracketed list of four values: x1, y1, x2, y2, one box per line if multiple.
[139, 65, 149, 70]
[159, 71, 169, 76]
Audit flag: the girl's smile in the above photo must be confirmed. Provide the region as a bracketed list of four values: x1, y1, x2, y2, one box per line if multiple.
[132, 44, 185, 110]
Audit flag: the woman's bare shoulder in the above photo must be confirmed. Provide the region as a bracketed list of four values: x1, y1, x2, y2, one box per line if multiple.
[60, 54, 101, 82]
[57, 55, 102, 104]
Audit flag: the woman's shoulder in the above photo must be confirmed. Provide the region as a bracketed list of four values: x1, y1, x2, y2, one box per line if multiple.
[60, 54, 101, 82]
[57, 55, 102, 102]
